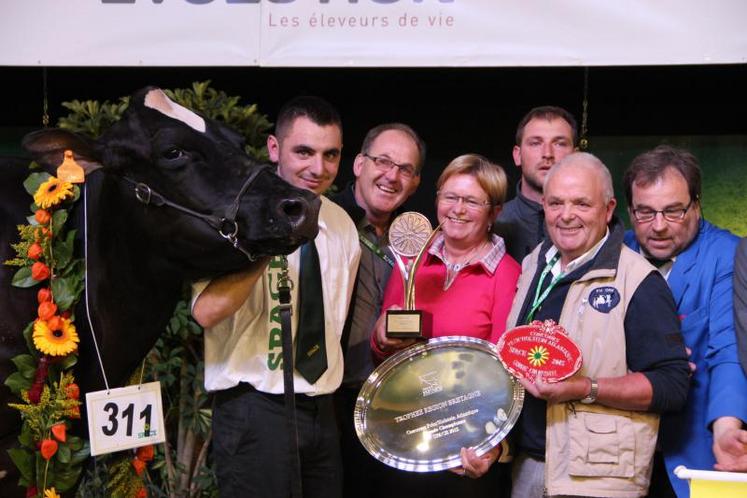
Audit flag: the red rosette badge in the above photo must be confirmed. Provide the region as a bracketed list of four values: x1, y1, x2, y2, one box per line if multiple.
[496, 320, 582, 383]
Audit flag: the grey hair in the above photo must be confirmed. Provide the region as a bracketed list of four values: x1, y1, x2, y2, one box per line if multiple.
[544, 152, 614, 203]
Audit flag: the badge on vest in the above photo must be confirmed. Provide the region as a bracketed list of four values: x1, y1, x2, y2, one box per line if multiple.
[588, 286, 620, 313]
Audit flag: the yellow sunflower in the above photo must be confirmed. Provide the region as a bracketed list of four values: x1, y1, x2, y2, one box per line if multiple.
[44, 488, 62, 498]
[33, 317, 79, 356]
[527, 345, 550, 367]
[34, 176, 74, 209]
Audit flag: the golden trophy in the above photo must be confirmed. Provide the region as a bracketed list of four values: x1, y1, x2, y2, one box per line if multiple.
[385, 212, 440, 339]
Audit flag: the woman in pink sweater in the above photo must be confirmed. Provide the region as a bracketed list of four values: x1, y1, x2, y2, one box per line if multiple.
[372, 153, 520, 359]
[369, 153, 520, 490]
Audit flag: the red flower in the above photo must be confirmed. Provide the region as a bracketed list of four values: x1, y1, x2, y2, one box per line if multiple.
[38, 302, 58, 321]
[27, 243, 43, 260]
[51, 423, 66, 443]
[136, 445, 154, 462]
[25, 485, 38, 498]
[47, 315, 62, 331]
[40, 439, 58, 460]
[132, 457, 146, 475]
[69, 405, 81, 419]
[37, 287, 52, 303]
[28, 356, 50, 404]
[35, 227, 52, 241]
[35, 209, 51, 224]
[31, 262, 50, 281]
[135, 487, 148, 498]
[66, 383, 80, 400]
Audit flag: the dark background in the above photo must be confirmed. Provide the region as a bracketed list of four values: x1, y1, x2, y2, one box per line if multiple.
[2, 64, 746, 222]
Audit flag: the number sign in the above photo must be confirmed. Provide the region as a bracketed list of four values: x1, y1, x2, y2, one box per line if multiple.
[86, 381, 166, 456]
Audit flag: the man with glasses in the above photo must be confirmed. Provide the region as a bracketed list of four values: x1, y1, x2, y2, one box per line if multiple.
[624, 145, 747, 497]
[494, 106, 577, 262]
[330, 123, 424, 498]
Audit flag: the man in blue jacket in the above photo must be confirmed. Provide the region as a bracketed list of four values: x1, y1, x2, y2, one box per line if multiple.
[624, 145, 747, 497]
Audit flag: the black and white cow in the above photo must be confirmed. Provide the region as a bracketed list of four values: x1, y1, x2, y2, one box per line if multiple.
[0, 87, 320, 495]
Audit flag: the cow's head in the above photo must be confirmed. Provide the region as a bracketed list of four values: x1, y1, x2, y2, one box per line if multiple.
[22, 87, 320, 278]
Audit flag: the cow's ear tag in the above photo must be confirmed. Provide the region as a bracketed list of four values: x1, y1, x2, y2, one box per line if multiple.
[57, 150, 85, 183]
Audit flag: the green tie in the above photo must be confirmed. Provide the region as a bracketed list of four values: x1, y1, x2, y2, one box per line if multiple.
[295, 241, 327, 384]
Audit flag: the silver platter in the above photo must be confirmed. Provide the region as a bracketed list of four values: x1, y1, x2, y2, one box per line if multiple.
[354, 336, 524, 472]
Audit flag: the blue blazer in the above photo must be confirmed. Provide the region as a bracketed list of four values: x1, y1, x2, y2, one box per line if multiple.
[626, 220, 747, 498]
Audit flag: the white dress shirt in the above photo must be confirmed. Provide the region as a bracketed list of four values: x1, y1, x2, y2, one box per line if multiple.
[194, 196, 361, 395]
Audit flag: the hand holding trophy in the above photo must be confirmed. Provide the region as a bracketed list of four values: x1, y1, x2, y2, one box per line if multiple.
[385, 212, 440, 339]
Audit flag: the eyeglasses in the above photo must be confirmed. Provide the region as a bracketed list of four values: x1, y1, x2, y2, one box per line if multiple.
[363, 153, 418, 179]
[437, 191, 492, 211]
[631, 199, 696, 223]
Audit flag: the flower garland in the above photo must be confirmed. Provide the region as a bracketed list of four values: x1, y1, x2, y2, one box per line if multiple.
[4, 168, 152, 497]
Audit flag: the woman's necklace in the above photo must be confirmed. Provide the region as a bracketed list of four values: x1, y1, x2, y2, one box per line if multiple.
[442, 240, 488, 290]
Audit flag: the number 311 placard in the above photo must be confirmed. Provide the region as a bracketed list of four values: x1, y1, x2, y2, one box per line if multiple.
[86, 381, 166, 456]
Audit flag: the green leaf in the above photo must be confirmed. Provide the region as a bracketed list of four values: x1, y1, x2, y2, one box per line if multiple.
[187, 320, 203, 336]
[51, 276, 76, 310]
[11, 266, 37, 288]
[57, 443, 72, 463]
[69, 441, 89, 465]
[19, 424, 35, 448]
[4, 371, 33, 394]
[51, 209, 69, 238]
[22, 321, 36, 355]
[53, 463, 84, 492]
[11, 354, 37, 380]
[59, 353, 78, 370]
[53, 230, 76, 269]
[23, 172, 51, 196]
[67, 435, 83, 451]
[7, 447, 34, 481]
[35, 452, 46, 490]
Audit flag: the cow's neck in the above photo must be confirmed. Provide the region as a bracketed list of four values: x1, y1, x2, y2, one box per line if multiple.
[75, 172, 183, 393]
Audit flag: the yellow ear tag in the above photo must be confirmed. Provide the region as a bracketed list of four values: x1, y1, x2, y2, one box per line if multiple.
[57, 150, 85, 184]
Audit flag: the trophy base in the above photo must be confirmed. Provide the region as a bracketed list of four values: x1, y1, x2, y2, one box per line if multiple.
[386, 309, 425, 339]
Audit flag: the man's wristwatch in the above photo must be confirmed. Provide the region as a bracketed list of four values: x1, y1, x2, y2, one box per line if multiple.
[580, 378, 598, 404]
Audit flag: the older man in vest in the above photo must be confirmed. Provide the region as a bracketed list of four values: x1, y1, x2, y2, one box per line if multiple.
[506, 152, 690, 498]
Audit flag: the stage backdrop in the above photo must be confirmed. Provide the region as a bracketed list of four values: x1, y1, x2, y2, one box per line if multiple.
[1, 1, 746, 67]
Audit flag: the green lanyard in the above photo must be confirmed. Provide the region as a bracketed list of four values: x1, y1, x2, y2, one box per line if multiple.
[358, 232, 395, 267]
[525, 253, 564, 324]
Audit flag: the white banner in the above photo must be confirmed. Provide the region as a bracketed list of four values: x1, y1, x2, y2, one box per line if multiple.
[1, 1, 745, 67]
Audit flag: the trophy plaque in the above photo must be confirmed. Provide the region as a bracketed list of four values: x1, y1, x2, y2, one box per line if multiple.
[385, 212, 438, 339]
[354, 336, 524, 472]
[496, 319, 582, 383]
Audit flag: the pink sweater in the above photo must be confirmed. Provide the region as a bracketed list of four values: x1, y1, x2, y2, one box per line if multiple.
[372, 241, 520, 360]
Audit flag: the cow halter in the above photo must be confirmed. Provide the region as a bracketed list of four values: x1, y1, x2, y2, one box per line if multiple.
[120, 164, 272, 261]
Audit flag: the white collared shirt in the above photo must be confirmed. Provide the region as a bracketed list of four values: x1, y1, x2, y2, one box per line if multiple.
[545, 229, 610, 278]
[194, 196, 361, 395]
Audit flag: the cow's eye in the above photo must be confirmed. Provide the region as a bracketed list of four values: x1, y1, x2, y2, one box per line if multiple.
[162, 147, 185, 161]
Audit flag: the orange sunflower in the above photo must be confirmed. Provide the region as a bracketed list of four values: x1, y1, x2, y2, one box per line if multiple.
[34, 177, 74, 209]
[33, 317, 79, 356]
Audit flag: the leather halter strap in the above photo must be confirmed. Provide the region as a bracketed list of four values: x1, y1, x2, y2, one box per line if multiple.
[120, 164, 271, 261]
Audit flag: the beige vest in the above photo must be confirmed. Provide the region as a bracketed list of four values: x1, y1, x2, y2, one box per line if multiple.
[508, 244, 659, 498]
